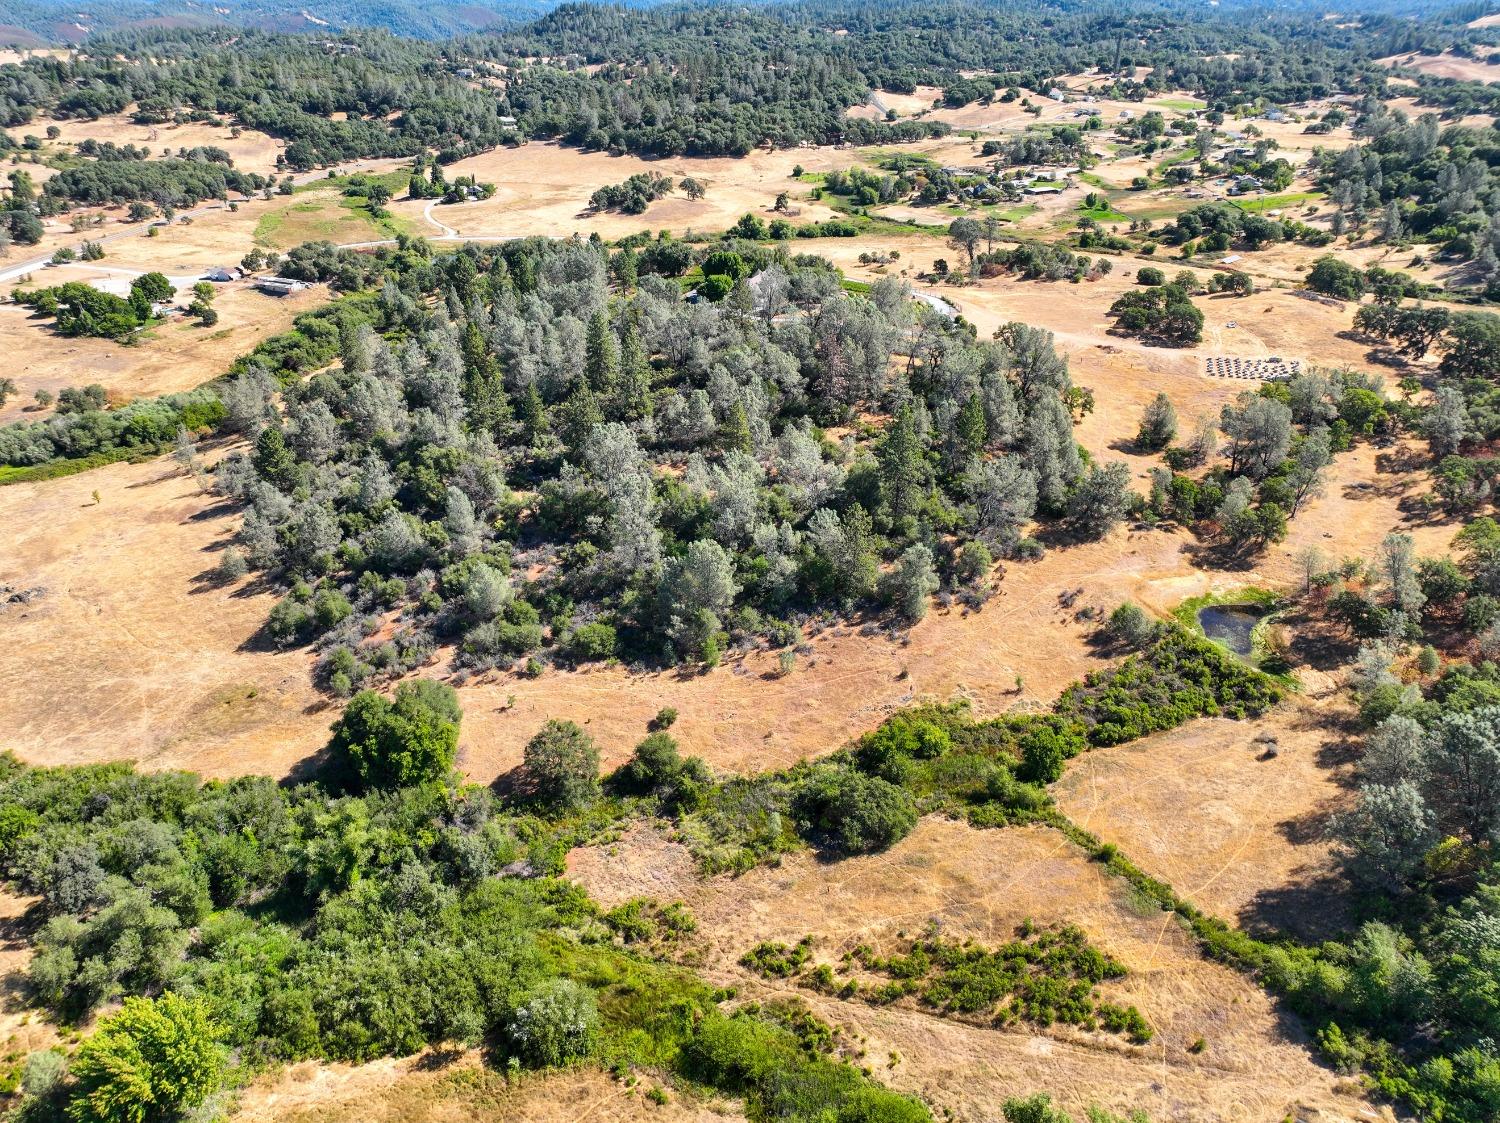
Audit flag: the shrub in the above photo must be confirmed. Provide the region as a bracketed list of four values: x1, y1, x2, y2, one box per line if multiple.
[214, 549, 248, 582]
[326, 679, 461, 790]
[67, 993, 224, 1123]
[855, 716, 952, 781]
[1003, 1093, 1073, 1123]
[506, 979, 599, 1068]
[792, 769, 917, 855]
[1106, 602, 1156, 649]
[523, 720, 601, 810]
[1016, 726, 1074, 783]
[567, 621, 617, 662]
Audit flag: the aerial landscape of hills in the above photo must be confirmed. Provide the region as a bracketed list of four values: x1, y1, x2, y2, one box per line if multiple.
[2, 0, 1500, 1121]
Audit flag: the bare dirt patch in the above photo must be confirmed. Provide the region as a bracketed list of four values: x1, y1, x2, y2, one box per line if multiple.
[570, 818, 1380, 1123]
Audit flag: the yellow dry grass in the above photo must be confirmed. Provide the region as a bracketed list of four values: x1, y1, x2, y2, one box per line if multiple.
[0, 280, 325, 422]
[0, 451, 328, 779]
[236, 1058, 743, 1123]
[1380, 50, 1500, 84]
[569, 818, 1385, 1123]
[30, 112, 288, 179]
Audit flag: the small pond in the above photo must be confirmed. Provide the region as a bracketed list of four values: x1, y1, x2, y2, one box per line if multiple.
[1197, 604, 1264, 656]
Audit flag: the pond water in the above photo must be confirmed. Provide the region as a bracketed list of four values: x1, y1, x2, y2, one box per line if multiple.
[1197, 604, 1262, 656]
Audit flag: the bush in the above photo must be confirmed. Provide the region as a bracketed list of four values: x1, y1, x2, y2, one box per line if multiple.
[1106, 602, 1156, 649]
[67, 993, 224, 1123]
[1054, 629, 1283, 745]
[854, 716, 952, 781]
[326, 679, 461, 790]
[1016, 726, 1075, 783]
[523, 720, 601, 810]
[566, 621, 617, 662]
[1002, 1093, 1073, 1123]
[615, 731, 686, 793]
[792, 769, 917, 855]
[506, 979, 599, 1067]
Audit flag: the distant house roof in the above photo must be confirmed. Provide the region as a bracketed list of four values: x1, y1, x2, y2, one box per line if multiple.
[254, 276, 308, 296]
[203, 267, 238, 282]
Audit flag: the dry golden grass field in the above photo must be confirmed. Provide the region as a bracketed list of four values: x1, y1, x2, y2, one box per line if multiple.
[569, 819, 1387, 1123]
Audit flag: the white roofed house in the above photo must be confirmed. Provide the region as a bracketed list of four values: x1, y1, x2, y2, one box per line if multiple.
[254, 276, 309, 296]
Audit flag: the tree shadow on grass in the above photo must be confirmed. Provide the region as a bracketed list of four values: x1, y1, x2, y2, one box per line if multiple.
[1180, 538, 1262, 573]
[0, 901, 45, 1016]
[1238, 866, 1354, 943]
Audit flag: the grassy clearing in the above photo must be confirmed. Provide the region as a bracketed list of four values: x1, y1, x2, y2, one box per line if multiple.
[1231, 191, 1323, 214]
[1080, 202, 1130, 223]
[253, 189, 402, 250]
[1152, 97, 1208, 112]
[0, 447, 147, 485]
[1152, 151, 1197, 178]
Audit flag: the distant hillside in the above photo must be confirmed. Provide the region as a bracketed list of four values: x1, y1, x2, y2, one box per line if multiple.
[0, 0, 664, 44]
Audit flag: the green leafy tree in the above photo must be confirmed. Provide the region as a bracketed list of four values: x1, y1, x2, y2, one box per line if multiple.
[68, 993, 224, 1123]
[523, 719, 601, 810]
[327, 680, 461, 790]
[1306, 256, 1365, 300]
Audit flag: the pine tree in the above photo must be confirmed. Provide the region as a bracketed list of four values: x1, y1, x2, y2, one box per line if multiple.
[718, 400, 753, 454]
[253, 425, 299, 491]
[460, 321, 510, 434]
[519, 381, 549, 439]
[558, 380, 604, 450]
[1135, 392, 1177, 451]
[957, 393, 987, 459]
[616, 309, 652, 420]
[585, 309, 619, 395]
[879, 404, 926, 523]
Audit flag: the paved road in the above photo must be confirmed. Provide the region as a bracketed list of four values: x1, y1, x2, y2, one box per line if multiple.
[911, 289, 958, 318]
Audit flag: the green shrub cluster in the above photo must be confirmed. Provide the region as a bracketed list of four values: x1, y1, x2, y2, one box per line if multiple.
[743, 926, 1150, 1043]
[0, 746, 929, 1123]
[1054, 629, 1284, 746]
[0, 388, 225, 474]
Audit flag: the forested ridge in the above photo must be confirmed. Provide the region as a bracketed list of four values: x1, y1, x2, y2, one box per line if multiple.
[0, 0, 1473, 167]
